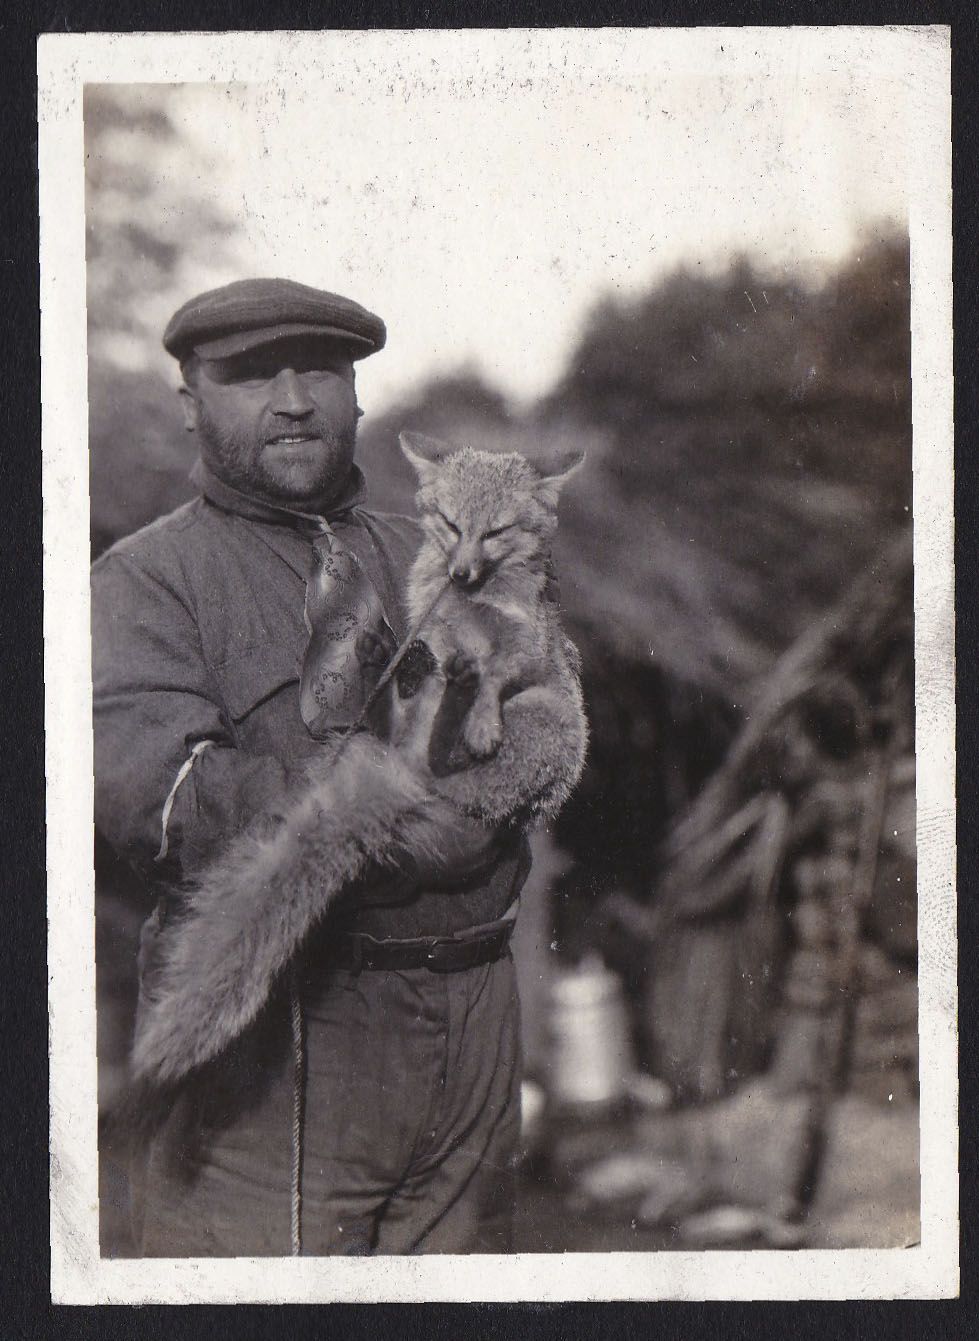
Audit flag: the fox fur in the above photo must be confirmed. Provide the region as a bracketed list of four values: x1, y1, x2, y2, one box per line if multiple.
[130, 436, 588, 1092]
[395, 431, 587, 785]
[131, 735, 454, 1090]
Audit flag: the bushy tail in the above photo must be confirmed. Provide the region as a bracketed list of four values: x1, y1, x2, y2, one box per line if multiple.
[130, 734, 447, 1090]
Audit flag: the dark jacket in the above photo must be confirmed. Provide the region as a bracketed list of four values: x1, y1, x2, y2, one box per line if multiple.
[92, 461, 530, 943]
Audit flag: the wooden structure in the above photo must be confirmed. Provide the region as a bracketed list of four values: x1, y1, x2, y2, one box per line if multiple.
[610, 530, 916, 1112]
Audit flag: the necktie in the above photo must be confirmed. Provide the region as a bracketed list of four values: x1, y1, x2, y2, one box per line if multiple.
[299, 523, 394, 739]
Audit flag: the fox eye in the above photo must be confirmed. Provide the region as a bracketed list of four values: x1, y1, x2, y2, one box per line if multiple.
[482, 524, 511, 540]
[437, 511, 460, 536]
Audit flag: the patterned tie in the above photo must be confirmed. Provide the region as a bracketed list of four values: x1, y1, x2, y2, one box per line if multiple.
[299, 524, 394, 739]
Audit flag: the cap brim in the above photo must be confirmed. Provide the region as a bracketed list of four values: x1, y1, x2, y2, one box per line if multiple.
[192, 321, 379, 361]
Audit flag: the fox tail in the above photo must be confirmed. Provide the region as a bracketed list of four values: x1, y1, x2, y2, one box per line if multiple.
[130, 734, 446, 1090]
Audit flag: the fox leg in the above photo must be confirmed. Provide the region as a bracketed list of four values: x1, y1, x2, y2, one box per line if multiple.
[423, 650, 479, 775]
[392, 663, 447, 771]
[463, 673, 507, 759]
[461, 644, 543, 761]
[355, 628, 397, 739]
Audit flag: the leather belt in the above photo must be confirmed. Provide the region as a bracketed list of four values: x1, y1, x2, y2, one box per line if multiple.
[331, 916, 516, 974]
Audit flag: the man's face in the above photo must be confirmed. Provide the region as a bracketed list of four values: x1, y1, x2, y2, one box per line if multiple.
[181, 336, 361, 508]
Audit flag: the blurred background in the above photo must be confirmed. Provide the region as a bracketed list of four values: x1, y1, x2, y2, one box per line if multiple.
[88, 63, 917, 1254]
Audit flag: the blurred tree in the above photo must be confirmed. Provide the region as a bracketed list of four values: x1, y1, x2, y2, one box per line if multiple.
[535, 230, 913, 913]
[85, 86, 242, 555]
[84, 85, 239, 365]
[546, 229, 911, 698]
[88, 363, 202, 558]
[356, 367, 518, 514]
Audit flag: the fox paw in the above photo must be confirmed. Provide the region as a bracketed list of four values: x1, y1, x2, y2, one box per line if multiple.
[444, 651, 480, 688]
[395, 640, 437, 700]
[464, 714, 502, 760]
[355, 629, 390, 669]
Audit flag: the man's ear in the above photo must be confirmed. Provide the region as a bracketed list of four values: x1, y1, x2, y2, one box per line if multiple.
[178, 384, 200, 433]
[533, 446, 586, 507]
[399, 431, 456, 484]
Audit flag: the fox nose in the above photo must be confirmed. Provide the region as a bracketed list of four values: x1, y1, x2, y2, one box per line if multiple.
[449, 562, 478, 587]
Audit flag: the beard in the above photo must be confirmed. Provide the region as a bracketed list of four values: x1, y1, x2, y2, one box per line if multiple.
[196, 404, 359, 508]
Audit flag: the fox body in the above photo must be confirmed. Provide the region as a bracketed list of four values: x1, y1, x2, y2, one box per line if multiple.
[393, 431, 586, 774]
[131, 436, 588, 1091]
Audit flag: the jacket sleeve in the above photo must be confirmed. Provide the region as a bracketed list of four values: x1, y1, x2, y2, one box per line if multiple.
[92, 550, 295, 882]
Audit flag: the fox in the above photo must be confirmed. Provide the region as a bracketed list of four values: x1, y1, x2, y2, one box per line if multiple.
[129, 436, 588, 1091]
[390, 430, 587, 775]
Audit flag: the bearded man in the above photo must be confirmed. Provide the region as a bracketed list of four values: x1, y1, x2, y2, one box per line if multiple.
[92, 279, 529, 1256]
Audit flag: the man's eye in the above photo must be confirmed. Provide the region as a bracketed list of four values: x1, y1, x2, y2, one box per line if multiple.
[437, 512, 460, 536]
[222, 362, 273, 385]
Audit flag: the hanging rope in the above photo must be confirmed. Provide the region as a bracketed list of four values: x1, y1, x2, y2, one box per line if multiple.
[289, 963, 305, 1257]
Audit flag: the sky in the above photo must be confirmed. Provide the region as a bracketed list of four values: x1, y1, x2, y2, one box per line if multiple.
[93, 29, 913, 413]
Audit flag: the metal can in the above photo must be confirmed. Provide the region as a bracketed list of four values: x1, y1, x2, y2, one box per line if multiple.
[546, 955, 636, 1110]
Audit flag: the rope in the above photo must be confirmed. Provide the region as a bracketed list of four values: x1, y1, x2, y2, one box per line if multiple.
[289, 963, 305, 1257]
[154, 740, 213, 863]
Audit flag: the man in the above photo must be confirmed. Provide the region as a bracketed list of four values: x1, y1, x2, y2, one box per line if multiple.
[93, 278, 530, 1256]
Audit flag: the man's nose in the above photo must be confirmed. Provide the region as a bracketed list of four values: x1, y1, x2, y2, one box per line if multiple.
[271, 368, 314, 417]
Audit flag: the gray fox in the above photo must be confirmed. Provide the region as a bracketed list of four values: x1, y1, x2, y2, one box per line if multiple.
[391, 430, 587, 779]
[130, 436, 588, 1089]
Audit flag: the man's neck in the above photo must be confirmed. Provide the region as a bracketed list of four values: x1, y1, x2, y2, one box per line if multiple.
[191, 459, 367, 528]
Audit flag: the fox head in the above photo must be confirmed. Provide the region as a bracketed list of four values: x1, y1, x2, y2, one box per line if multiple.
[399, 431, 584, 589]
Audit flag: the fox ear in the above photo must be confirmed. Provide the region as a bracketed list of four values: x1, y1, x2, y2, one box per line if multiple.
[399, 431, 456, 485]
[533, 446, 585, 506]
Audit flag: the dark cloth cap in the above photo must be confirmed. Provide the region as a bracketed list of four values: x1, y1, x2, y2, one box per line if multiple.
[163, 278, 386, 363]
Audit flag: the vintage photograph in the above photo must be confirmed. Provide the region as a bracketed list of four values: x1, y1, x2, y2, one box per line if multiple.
[41, 28, 956, 1301]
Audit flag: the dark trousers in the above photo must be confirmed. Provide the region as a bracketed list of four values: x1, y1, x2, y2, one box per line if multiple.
[133, 954, 522, 1256]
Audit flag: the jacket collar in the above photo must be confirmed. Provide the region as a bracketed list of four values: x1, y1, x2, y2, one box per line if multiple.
[191, 458, 367, 532]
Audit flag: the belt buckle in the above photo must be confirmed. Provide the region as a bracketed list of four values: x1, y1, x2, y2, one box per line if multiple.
[425, 935, 451, 970]
[427, 929, 499, 974]
[428, 931, 474, 973]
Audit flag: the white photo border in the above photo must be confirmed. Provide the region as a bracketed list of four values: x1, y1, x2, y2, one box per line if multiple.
[39, 25, 957, 1303]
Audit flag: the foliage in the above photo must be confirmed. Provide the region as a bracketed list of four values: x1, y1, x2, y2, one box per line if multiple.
[89, 362, 198, 558]
[85, 86, 240, 559]
[84, 85, 237, 363]
[549, 232, 911, 688]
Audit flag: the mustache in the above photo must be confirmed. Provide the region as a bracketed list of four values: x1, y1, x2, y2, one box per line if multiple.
[196, 411, 356, 457]
[261, 416, 360, 448]
[264, 418, 317, 443]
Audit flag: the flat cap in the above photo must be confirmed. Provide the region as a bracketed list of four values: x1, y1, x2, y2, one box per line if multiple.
[163, 278, 386, 363]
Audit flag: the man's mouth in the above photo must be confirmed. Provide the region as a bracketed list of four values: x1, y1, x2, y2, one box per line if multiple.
[266, 433, 319, 446]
